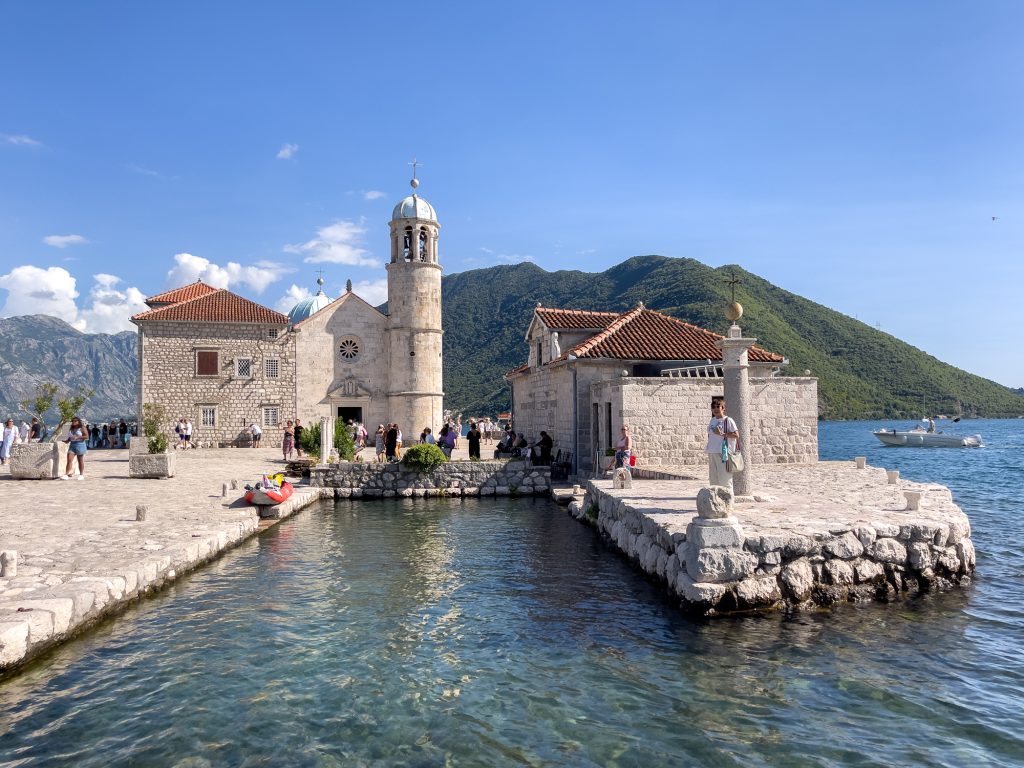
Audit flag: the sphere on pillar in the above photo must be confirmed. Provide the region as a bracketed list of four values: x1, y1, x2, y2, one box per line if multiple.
[386, 174, 445, 440]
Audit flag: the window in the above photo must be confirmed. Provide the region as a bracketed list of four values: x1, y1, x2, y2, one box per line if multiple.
[338, 336, 360, 361]
[196, 350, 219, 376]
[264, 358, 280, 379]
[267, 329, 278, 339]
[235, 358, 253, 378]
[263, 407, 280, 427]
[200, 406, 216, 427]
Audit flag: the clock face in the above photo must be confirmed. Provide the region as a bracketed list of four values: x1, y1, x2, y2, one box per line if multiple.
[338, 336, 360, 361]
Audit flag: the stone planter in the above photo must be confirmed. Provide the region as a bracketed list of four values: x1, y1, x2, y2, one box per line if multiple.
[129, 451, 176, 479]
[9, 442, 69, 480]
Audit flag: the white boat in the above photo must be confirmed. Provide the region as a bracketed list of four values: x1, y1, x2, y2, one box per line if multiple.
[873, 428, 983, 448]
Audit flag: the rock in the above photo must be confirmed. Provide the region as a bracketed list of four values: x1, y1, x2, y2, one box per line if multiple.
[8, 442, 68, 480]
[0, 620, 30, 666]
[686, 519, 744, 549]
[780, 559, 815, 601]
[854, 559, 885, 584]
[736, 576, 782, 607]
[908, 542, 933, 571]
[696, 486, 734, 519]
[824, 559, 854, 586]
[0, 552, 17, 578]
[684, 547, 757, 583]
[128, 452, 176, 479]
[871, 538, 908, 565]
[823, 532, 864, 560]
[135, 506, 147, 522]
[956, 540, 976, 572]
[674, 572, 728, 606]
[854, 526, 876, 548]
[873, 522, 901, 538]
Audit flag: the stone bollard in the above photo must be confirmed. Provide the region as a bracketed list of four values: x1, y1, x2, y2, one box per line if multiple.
[887, 470, 899, 485]
[136, 505, 148, 521]
[230, 479, 239, 490]
[222, 482, 229, 497]
[855, 457, 867, 469]
[612, 468, 632, 489]
[0, 551, 17, 578]
[572, 484, 582, 495]
[685, 487, 752, 583]
[903, 491, 923, 511]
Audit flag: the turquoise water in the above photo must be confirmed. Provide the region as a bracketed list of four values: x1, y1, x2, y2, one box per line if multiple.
[0, 421, 1022, 766]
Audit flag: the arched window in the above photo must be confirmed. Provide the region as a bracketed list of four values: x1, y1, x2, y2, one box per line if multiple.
[403, 227, 413, 261]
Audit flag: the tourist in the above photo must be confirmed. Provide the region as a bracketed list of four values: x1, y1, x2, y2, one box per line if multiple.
[18, 420, 29, 443]
[90, 423, 100, 448]
[438, 425, 452, 458]
[282, 420, 295, 460]
[101, 423, 109, 448]
[395, 427, 403, 459]
[182, 418, 194, 450]
[375, 424, 386, 462]
[532, 430, 554, 466]
[514, 433, 529, 457]
[0, 418, 19, 465]
[58, 416, 89, 480]
[706, 397, 738, 494]
[29, 418, 42, 442]
[424, 427, 436, 445]
[109, 421, 119, 449]
[385, 423, 398, 462]
[467, 422, 481, 460]
[294, 418, 304, 457]
[175, 419, 186, 450]
[356, 422, 367, 448]
[118, 420, 129, 448]
[250, 421, 262, 448]
[605, 425, 632, 473]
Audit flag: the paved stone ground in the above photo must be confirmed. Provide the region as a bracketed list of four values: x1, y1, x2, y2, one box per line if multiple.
[594, 461, 968, 543]
[0, 446, 327, 671]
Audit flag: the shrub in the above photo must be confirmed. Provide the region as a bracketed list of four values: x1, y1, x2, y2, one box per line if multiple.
[401, 443, 447, 473]
[142, 403, 169, 454]
[300, 420, 356, 461]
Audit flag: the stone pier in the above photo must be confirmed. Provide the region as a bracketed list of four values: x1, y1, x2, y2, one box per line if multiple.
[569, 461, 975, 614]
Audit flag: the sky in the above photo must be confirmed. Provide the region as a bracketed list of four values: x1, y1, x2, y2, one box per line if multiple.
[1, 2, 1022, 387]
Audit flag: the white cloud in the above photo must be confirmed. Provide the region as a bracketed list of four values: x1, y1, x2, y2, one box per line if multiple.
[126, 164, 162, 177]
[284, 219, 380, 267]
[1, 133, 42, 147]
[274, 283, 312, 314]
[351, 278, 388, 306]
[43, 234, 89, 248]
[0, 265, 80, 324]
[165, 253, 289, 294]
[363, 190, 386, 200]
[0, 266, 147, 333]
[277, 143, 299, 160]
[480, 246, 495, 254]
[78, 274, 148, 333]
[496, 253, 535, 264]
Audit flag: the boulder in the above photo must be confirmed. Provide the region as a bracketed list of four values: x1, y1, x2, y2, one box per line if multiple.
[780, 558, 815, 601]
[871, 538, 908, 565]
[736, 576, 782, 607]
[686, 518, 744, 549]
[684, 546, 757, 583]
[695, 486, 733, 519]
[823, 532, 865, 560]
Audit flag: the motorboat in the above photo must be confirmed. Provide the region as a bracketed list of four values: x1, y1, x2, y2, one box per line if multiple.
[873, 428, 982, 448]
[244, 473, 294, 505]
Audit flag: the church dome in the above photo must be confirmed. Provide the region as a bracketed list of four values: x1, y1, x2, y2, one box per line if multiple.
[392, 194, 437, 222]
[287, 278, 333, 324]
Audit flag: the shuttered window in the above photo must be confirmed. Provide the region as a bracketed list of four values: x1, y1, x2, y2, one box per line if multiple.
[196, 350, 219, 376]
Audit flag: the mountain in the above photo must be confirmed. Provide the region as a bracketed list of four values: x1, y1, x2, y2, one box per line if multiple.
[3, 256, 1021, 422]
[0, 315, 138, 422]
[441, 256, 1024, 420]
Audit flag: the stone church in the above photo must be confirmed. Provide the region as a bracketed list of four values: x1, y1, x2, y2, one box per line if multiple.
[131, 180, 444, 445]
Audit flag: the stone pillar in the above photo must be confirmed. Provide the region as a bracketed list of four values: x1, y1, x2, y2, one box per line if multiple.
[716, 324, 756, 496]
[683, 487, 756, 583]
[319, 416, 331, 466]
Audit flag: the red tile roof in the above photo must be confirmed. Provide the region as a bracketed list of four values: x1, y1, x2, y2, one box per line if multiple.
[145, 281, 219, 306]
[564, 306, 784, 363]
[534, 307, 619, 330]
[132, 289, 289, 325]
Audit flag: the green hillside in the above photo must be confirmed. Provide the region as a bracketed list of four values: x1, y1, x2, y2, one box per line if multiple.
[441, 256, 1024, 420]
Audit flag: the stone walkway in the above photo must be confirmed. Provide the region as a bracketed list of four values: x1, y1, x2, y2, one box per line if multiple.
[0, 446, 327, 671]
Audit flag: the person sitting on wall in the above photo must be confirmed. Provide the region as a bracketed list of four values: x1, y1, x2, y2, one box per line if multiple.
[514, 433, 529, 458]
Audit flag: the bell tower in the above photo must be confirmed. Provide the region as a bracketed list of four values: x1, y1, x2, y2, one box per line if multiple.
[386, 164, 444, 438]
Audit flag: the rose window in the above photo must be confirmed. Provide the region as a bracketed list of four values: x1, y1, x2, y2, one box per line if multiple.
[338, 337, 360, 361]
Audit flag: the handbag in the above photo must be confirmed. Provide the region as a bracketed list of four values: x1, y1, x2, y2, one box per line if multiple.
[725, 430, 745, 472]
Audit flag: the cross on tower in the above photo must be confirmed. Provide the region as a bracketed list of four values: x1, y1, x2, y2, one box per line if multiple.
[409, 157, 422, 180]
[725, 272, 740, 303]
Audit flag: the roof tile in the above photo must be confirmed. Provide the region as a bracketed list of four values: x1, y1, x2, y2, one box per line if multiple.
[132, 289, 289, 325]
[145, 281, 219, 305]
[534, 307, 619, 330]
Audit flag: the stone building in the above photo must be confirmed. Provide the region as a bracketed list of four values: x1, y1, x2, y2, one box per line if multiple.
[131, 180, 445, 445]
[507, 304, 818, 475]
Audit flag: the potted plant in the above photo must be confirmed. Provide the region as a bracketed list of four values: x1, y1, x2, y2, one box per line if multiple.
[10, 382, 93, 479]
[129, 403, 176, 478]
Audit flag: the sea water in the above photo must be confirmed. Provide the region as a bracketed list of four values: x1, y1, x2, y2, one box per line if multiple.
[0, 420, 1022, 766]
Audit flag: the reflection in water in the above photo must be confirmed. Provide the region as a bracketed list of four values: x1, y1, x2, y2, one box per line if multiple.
[0, 480, 1021, 766]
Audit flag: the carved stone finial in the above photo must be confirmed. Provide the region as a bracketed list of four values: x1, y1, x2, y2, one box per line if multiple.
[346, 279, 353, 293]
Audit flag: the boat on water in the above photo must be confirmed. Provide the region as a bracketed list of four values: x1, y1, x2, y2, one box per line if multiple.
[244, 474, 294, 505]
[873, 428, 983, 448]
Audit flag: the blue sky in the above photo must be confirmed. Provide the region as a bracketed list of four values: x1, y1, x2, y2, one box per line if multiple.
[2, 2, 1022, 387]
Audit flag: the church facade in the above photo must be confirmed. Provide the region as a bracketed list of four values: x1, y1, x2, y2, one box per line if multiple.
[131, 182, 445, 445]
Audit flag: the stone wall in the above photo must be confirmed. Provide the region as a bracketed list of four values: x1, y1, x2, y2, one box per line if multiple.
[588, 376, 818, 469]
[138, 321, 296, 446]
[574, 480, 975, 614]
[311, 459, 551, 498]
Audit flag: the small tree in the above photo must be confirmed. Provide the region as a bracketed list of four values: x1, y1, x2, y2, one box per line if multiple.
[141, 403, 169, 454]
[20, 382, 94, 442]
[401, 443, 447, 473]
